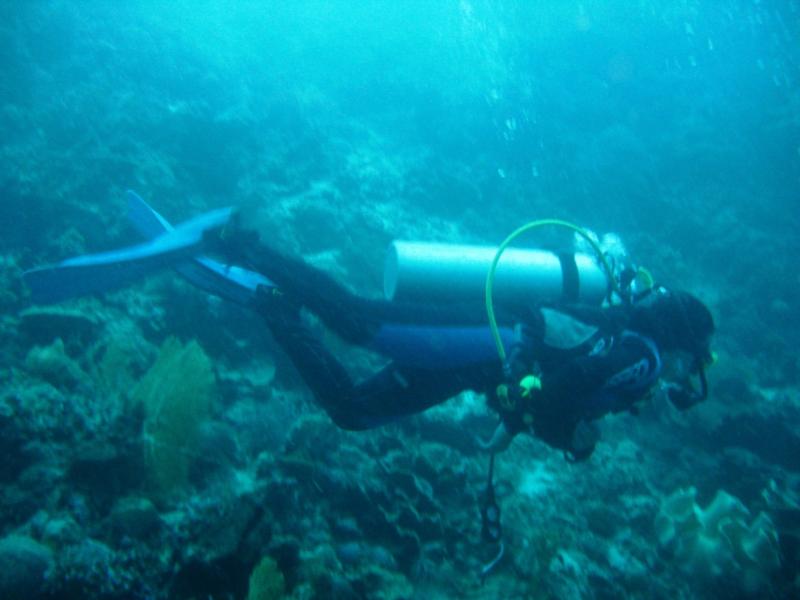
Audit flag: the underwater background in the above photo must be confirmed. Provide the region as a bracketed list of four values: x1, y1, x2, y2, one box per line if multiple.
[1, 1, 799, 598]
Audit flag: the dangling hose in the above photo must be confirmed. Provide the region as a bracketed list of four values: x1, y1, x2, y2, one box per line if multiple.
[484, 219, 620, 366]
[479, 452, 505, 582]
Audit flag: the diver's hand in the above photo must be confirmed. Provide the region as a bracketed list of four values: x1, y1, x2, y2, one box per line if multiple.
[662, 381, 700, 410]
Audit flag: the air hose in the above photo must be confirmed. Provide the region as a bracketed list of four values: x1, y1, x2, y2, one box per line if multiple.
[484, 219, 620, 366]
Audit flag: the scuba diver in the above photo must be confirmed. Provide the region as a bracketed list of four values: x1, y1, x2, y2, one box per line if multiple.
[23, 191, 715, 460]
[23, 191, 715, 572]
[200, 216, 715, 462]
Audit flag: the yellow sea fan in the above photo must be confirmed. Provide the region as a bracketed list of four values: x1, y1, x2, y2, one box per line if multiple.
[134, 337, 215, 496]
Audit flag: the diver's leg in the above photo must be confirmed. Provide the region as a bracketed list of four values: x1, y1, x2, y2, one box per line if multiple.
[206, 225, 489, 344]
[340, 361, 498, 429]
[259, 288, 359, 424]
[257, 286, 494, 430]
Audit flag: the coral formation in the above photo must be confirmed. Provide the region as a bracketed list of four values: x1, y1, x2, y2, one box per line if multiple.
[246, 556, 285, 600]
[655, 487, 781, 593]
[24, 338, 86, 390]
[133, 337, 215, 495]
[0, 534, 54, 600]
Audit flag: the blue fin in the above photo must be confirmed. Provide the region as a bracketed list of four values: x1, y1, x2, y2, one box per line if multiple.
[123, 191, 273, 304]
[174, 257, 273, 307]
[126, 189, 172, 238]
[24, 206, 233, 304]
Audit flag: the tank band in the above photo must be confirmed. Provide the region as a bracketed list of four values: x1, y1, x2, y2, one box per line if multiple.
[558, 252, 579, 302]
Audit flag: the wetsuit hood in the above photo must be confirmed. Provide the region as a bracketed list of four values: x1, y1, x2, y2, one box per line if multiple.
[628, 288, 714, 360]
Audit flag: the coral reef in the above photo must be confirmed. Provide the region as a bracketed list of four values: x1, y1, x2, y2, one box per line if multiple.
[0, 2, 797, 599]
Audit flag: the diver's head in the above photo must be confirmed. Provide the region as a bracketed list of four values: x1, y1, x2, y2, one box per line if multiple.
[629, 287, 714, 360]
[630, 287, 714, 408]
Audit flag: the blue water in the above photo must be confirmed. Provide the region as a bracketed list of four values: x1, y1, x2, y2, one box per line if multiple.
[1, 2, 798, 599]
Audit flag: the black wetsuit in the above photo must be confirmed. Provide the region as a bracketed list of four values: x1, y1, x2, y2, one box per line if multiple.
[225, 238, 662, 456]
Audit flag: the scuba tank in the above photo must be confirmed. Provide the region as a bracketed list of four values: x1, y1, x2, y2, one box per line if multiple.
[384, 240, 610, 305]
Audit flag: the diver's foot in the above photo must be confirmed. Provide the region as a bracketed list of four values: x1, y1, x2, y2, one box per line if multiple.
[202, 210, 261, 266]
